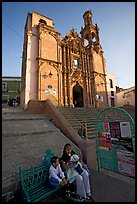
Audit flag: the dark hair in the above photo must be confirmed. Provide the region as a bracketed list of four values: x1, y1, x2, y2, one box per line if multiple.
[63, 143, 71, 153]
[51, 156, 58, 164]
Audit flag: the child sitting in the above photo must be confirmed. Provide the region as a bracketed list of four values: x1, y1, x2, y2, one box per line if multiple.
[66, 154, 83, 181]
[67, 154, 94, 201]
[49, 156, 68, 187]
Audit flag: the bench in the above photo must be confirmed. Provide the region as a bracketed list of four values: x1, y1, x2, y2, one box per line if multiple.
[19, 149, 63, 202]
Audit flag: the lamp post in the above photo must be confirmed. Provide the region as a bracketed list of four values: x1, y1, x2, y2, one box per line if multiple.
[39, 71, 53, 100]
[42, 71, 53, 79]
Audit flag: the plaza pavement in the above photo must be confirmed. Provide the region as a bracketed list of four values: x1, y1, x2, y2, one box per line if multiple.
[2, 106, 135, 202]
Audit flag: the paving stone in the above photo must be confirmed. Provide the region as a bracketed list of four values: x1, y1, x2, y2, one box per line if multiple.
[2, 106, 135, 202]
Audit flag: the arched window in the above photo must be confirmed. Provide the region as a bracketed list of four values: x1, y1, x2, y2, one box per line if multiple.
[84, 39, 89, 47]
[48, 85, 52, 89]
[39, 19, 47, 25]
[92, 32, 96, 43]
[74, 58, 79, 67]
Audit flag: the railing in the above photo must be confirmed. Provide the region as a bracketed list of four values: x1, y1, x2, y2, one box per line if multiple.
[45, 93, 88, 139]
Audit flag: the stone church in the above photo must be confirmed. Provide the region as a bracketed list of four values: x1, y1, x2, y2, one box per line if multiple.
[21, 10, 111, 109]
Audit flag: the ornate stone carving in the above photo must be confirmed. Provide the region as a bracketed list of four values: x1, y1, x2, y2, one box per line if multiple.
[70, 69, 82, 84]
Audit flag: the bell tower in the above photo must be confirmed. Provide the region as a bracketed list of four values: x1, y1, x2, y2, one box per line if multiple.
[80, 10, 100, 49]
[80, 10, 108, 108]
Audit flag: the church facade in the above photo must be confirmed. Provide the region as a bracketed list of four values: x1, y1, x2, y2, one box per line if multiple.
[21, 10, 116, 109]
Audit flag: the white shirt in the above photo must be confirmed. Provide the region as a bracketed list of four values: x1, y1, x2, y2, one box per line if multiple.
[49, 164, 65, 183]
[66, 161, 83, 183]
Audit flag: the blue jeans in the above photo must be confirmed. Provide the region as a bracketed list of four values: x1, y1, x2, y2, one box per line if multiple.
[49, 177, 60, 187]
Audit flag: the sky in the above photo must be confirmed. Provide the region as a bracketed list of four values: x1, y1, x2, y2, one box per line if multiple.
[2, 2, 135, 89]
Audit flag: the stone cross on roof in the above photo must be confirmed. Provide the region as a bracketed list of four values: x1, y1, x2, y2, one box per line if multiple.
[71, 27, 76, 32]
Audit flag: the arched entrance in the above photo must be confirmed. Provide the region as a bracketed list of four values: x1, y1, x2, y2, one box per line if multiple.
[73, 83, 83, 107]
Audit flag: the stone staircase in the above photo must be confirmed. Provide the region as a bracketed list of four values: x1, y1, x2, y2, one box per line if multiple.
[47, 93, 135, 139]
[57, 106, 135, 139]
[57, 107, 100, 139]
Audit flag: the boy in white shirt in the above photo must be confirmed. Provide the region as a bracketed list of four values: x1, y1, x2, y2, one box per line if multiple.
[49, 156, 68, 187]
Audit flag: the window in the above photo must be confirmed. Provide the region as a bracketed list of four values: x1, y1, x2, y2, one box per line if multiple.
[92, 37, 96, 43]
[111, 91, 114, 96]
[2, 82, 7, 91]
[84, 39, 89, 47]
[109, 79, 113, 88]
[74, 58, 79, 67]
[48, 85, 52, 89]
[96, 94, 103, 101]
[110, 98, 115, 106]
[39, 19, 47, 25]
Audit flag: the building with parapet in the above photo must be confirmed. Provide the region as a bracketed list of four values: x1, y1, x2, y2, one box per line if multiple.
[2, 76, 21, 104]
[106, 72, 117, 107]
[116, 86, 135, 107]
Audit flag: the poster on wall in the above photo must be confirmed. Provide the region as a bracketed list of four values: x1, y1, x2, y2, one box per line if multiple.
[120, 122, 132, 138]
[98, 122, 133, 151]
[98, 131, 112, 149]
[97, 121, 135, 178]
[45, 88, 56, 96]
[117, 150, 135, 177]
[97, 122, 112, 149]
[104, 122, 110, 132]
[97, 122, 110, 132]
[109, 121, 133, 152]
[109, 121, 121, 140]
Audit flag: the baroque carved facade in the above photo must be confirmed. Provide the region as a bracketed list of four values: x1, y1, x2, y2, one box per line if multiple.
[21, 10, 109, 109]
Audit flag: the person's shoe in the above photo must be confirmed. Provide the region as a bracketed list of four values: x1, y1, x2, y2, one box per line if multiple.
[78, 196, 86, 202]
[66, 193, 85, 202]
[86, 195, 95, 202]
[91, 197, 95, 202]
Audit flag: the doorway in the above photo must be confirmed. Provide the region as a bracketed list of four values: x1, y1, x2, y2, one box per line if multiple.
[110, 98, 115, 107]
[73, 83, 83, 107]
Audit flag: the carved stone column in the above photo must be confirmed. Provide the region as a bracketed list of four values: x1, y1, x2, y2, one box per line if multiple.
[83, 55, 88, 107]
[62, 45, 66, 106]
[87, 54, 92, 106]
[89, 45, 97, 107]
[87, 53, 92, 106]
[66, 46, 70, 106]
[101, 52, 109, 106]
[69, 47, 73, 107]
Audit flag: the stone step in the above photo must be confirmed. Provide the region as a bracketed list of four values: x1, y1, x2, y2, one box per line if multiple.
[57, 107, 98, 139]
[57, 106, 135, 140]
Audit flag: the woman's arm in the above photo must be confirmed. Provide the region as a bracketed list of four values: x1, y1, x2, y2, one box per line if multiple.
[60, 159, 68, 171]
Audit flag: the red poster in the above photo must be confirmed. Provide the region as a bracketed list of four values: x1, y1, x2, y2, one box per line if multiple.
[98, 132, 112, 148]
[104, 122, 109, 132]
